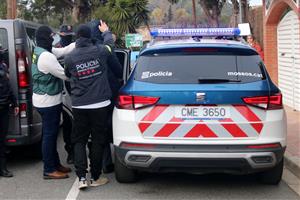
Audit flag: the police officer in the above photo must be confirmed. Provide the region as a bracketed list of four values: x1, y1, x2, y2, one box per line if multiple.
[32, 26, 75, 179]
[0, 47, 19, 178]
[56, 24, 75, 164]
[87, 19, 123, 173]
[64, 22, 114, 189]
[56, 25, 74, 48]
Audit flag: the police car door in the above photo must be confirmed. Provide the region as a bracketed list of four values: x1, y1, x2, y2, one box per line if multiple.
[114, 49, 131, 83]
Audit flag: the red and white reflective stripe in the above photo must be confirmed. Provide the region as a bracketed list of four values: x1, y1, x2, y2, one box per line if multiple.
[138, 105, 168, 133]
[137, 105, 265, 138]
[184, 121, 218, 138]
[233, 105, 263, 133]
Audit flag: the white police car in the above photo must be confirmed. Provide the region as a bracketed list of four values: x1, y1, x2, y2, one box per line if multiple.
[113, 28, 287, 184]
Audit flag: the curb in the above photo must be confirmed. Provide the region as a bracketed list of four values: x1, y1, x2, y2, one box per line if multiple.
[284, 151, 300, 179]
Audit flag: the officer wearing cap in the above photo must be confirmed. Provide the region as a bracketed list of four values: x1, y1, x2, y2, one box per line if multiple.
[57, 24, 75, 164]
[57, 25, 75, 48]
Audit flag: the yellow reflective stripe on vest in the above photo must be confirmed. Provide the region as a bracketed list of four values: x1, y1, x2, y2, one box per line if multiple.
[105, 45, 112, 53]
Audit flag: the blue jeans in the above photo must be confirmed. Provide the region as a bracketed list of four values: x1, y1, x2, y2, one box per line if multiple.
[37, 104, 62, 174]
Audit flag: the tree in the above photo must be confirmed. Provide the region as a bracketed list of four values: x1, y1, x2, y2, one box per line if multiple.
[168, 0, 197, 27]
[168, 5, 173, 22]
[230, 0, 249, 26]
[151, 8, 164, 25]
[192, 0, 197, 27]
[230, 0, 239, 26]
[93, 0, 149, 47]
[174, 8, 189, 26]
[0, 0, 7, 19]
[198, 0, 226, 27]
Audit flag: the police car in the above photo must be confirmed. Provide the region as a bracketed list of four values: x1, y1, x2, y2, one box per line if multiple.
[113, 28, 287, 184]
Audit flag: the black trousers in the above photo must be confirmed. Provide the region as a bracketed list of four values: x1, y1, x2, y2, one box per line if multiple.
[62, 111, 73, 156]
[102, 103, 114, 167]
[72, 106, 108, 180]
[0, 105, 9, 163]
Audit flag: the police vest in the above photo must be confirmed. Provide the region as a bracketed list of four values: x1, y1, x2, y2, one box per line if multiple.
[31, 47, 63, 95]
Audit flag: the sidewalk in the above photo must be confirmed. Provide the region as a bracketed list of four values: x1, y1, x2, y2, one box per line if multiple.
[284, 106, 300, 178]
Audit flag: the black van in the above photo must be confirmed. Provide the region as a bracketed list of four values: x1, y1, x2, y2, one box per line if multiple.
[0, 19, 131, 152]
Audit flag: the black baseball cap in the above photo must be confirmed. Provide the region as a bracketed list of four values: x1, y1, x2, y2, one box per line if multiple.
[59, 25, 75, 36]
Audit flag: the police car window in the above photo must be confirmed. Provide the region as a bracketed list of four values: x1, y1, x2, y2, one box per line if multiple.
[134, 53, 265, 84]
[0, 29, 9, 66]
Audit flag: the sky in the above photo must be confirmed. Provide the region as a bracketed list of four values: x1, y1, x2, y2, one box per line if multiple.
[249, 0, 263, 6]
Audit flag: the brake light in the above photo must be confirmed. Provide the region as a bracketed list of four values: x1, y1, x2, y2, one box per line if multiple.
[247, 143, 281, 149]
[117, 95, 160, 110]
[242, 93, 282, 110]
[19, 103, 27, 118]
[7, 139, 17, 143]
[16, 50, 29, 88]
[120, 142, 156, 149]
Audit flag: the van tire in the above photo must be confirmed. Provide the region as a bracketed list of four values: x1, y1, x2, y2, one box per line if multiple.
[114, 153, 137, 183]
[259, 159, 284, 185]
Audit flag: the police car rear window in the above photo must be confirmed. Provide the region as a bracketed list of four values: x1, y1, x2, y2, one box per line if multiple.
[134, 51, 265, 84]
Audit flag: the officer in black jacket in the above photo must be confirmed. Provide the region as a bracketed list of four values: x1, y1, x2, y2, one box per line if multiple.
[0, 47, 19, 178]
[64, 22, 114, 189]
[87, 19, 123, 173]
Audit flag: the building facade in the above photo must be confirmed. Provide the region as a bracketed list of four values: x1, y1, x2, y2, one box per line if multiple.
[263, 0, 300, 111]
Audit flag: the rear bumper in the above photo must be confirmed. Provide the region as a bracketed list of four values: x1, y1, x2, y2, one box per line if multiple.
[6, 123, 42, 146]
[115, 144, 285, 174]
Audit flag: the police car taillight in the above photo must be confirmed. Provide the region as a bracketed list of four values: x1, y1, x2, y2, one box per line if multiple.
[117, 95, 160, 110]
[242, 93, 283, 110]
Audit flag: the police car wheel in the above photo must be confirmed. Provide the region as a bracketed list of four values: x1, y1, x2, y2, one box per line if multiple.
[114, 153, 137, 183]
[259, 159, 284, 185]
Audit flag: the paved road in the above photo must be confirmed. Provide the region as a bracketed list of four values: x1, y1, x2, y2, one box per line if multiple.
[1, 133, 299, 200]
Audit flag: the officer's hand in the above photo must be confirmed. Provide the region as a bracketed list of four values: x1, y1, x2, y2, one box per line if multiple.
[99, 20, 109, 33]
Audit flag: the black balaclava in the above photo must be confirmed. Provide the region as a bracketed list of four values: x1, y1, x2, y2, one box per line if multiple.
[76, 24, 92, 39]
[36, 26, 54, 52]
[60, 35, 73, 47]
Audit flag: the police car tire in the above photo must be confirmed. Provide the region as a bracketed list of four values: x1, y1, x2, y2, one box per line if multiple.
[114, 153, 137, 183]
[259, 159, 284, 185]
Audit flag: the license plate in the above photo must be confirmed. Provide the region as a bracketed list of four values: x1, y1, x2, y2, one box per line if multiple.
[175, 106, 230, 120]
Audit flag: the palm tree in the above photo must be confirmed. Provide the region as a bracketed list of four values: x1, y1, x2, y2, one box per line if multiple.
[93, 0, 149, 47]
[130, 0, 150, 31]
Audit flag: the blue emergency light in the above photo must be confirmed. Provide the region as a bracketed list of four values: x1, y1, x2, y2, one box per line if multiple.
[150, 28, 241, 37]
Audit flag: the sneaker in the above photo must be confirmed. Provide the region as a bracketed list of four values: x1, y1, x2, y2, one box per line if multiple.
[90, 177, 109, 187]
[78, 177, 88, 190]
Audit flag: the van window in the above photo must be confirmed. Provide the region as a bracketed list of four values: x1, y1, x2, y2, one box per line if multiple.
[26, 27, 36, 45]
[0, 29, 9, 66]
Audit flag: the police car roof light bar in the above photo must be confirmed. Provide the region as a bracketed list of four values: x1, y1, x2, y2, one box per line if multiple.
[150, 28, 241, 38]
